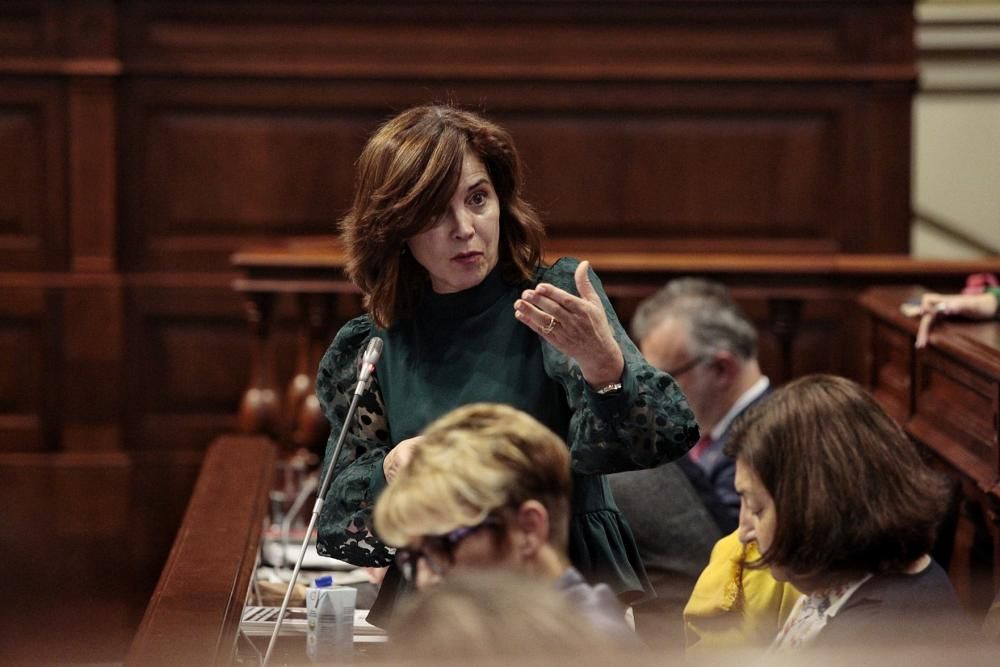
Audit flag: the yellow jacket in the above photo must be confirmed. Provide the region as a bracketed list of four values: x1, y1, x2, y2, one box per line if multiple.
[683, 530, 800, 653]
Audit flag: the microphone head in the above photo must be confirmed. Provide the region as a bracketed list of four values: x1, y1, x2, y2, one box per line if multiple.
[355, 337, 384, 393]
[362, 337, 384, 366]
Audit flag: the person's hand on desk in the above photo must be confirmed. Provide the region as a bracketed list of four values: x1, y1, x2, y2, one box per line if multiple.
[913, 291, 999, 349]
[383, 436, 423, 483]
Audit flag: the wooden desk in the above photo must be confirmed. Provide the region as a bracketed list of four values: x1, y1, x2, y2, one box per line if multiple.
[858, 286, 1000, 614]
[126, 435, 277, 667]
[126, 432, 392, 665]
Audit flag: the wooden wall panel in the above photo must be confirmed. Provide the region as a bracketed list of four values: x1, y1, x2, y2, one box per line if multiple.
[118, 76, 908, 270]
[117, 1, 913, 74]
[0, 449, 203, 665]
[125, 280, 248, 451]
[0, 452, 134, 664]
[144, 114, 346, 233]
[68, 77, 117, 272]
[0, 81, 66, 270]
[0, 1, 921, 662]
[0, 3, 49, 53]
[55, 277, 124, 453]
[119, 88, 370, 270]
[508, 111, 836, 244]
[124, 278, 299, 452]
[112, 0, 916, 271]
[0, 284, 49, 451]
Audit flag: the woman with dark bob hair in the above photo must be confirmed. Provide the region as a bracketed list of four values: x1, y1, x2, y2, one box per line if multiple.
[314, 104, 699, 623]
[727, 374, 974, 651]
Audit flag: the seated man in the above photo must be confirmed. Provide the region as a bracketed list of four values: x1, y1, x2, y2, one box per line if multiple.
[608, 461, 720, 650]
[610, 277, 766, 647]
[372, 402, 638, 646]
[621, 277, 769, 534]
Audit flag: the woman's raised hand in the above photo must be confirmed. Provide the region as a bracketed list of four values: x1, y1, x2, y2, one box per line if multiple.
[514, 260, 624, 389]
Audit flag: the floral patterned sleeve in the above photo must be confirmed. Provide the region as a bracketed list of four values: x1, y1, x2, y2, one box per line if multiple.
[540, 258, 700, 474]
[314, 315, 395, 567]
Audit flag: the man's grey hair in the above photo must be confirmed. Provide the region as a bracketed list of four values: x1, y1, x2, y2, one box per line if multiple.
[630, 277, 758, 360]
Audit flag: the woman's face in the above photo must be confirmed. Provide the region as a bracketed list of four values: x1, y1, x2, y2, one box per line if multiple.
[734, 457, 784, 579]
[407, 151, 501, 294]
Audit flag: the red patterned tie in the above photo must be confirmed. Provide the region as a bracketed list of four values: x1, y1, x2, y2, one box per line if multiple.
[688, 434, 713, 462]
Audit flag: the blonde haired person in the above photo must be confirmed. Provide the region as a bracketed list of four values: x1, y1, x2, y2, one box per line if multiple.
[387, 571, 635, 666]
[373, 402, 639, 646]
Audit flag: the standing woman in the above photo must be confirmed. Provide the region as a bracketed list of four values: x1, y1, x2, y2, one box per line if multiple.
[314, 104, 699, 623]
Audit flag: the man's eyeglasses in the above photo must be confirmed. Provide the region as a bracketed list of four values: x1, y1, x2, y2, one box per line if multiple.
[665, 356, 707, 379]
[395, 516, 502, 582]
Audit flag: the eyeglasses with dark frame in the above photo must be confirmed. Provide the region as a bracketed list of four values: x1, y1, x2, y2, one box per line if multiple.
[395, 516, 503, 583]
[665, 355, 708, 379]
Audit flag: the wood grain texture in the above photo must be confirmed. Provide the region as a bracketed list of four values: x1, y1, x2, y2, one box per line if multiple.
[0, 1, 927, 661]
[126, 435, 276, 667]
[859, 286, 1000, 615]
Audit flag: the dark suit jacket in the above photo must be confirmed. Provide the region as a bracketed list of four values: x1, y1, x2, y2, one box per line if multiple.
[814, 560, 978, 650]
[608, 462, 723, 648]
[683, 388, 771, 534]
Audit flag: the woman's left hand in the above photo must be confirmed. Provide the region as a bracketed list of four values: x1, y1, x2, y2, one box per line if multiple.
[514, 260, 624, 389]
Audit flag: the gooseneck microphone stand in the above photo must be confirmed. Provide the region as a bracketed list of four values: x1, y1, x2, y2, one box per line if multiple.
[262, 338, 383, 666]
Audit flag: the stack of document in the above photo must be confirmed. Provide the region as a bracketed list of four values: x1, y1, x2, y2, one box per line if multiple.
[241, 606, 308, 635]
[240, 606, 387, 642]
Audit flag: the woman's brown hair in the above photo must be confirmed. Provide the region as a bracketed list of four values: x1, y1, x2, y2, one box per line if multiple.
[726, 374, 951, 590]
[339, 104, 546, 327]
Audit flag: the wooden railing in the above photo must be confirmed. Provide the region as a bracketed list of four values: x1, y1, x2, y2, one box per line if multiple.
[231, 236, 1000, 454]
[126, 435, 277, 667]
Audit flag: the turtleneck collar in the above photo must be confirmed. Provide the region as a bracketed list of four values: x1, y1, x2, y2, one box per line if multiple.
[420, 263, 512, 321]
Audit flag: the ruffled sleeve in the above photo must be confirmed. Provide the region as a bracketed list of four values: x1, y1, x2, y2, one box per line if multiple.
[314, 315, 395, 567]
[539, 257, 699, 474]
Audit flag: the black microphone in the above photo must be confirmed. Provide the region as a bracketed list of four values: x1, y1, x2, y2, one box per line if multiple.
[354, 337, 384, 396]
[263, 336, 384, 666]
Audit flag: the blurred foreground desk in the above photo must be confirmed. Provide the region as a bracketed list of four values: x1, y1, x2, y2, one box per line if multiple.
[126, 434, 387, 666]
[238, 606, 387, 665]
[126, 435, 277, 666]
[859, 286, 1000, 615]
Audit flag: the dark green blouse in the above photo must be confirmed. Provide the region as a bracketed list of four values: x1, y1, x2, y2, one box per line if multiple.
[315, 257, 698, 602]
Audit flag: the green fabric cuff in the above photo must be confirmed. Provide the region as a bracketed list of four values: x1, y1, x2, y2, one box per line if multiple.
[586, 361, 634, 421]
[370, 455, 388, 498]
